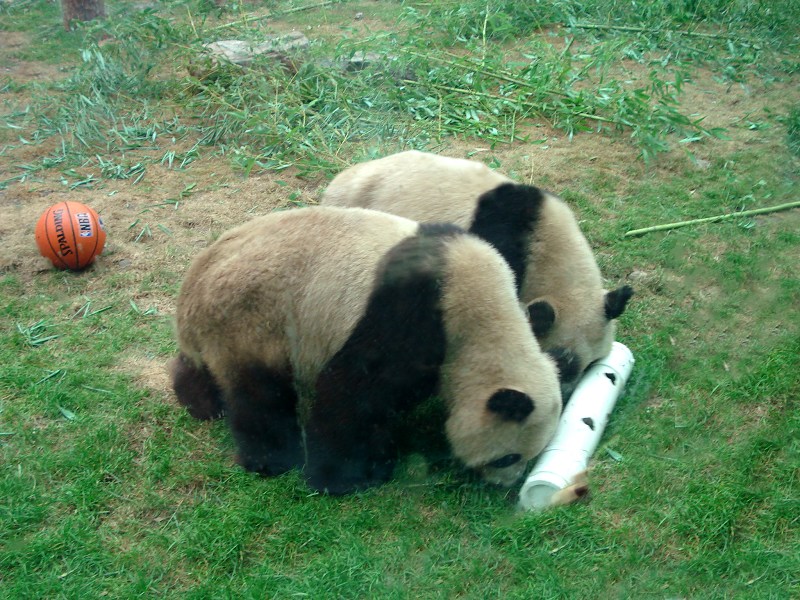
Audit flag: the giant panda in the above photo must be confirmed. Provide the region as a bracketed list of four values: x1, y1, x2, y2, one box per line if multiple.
[170, 206, 561, 495]
[321, 150, 633, 398]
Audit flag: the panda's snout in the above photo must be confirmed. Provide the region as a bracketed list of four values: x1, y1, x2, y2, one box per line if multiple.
[478, 453, 527, 487]
[546, 347, 581, 384]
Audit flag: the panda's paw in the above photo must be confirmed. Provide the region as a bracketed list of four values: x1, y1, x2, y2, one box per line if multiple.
[237, 447, 303, 477]
[305, 459, 394, 495]
[305, 467, 368, 496]
[170, 354, 225, 420]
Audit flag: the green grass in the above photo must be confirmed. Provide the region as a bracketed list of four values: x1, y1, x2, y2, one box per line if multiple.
[1, 0, 799, 597]
[787, 104, 800, 156]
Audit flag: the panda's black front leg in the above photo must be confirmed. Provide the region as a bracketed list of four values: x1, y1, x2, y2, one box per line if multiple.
[304, 265, 446, 494]
[304, 408, 398, 495]
[304, 368, 401, 495]
[224, 364, 304, 476]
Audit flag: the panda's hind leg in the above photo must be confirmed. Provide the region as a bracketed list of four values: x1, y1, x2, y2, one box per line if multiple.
[224, 364, 304, 476]
[170, 353, 225, 420]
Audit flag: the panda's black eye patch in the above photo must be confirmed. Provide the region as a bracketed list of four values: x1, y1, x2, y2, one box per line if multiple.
[486, 453, 522, 469]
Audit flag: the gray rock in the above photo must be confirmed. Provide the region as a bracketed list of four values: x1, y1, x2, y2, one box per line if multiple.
[343, 51, 387, 72]
[189, 32, 310, 77]
[627, 270, 651, 282]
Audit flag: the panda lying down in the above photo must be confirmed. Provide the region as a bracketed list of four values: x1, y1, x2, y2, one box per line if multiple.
[171, 206, 561, 495]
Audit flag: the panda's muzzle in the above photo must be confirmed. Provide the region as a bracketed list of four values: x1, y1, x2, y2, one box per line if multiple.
[478, 453, 527, 487]
[547, 347, 581, 384]
[486, 453, 522, 469]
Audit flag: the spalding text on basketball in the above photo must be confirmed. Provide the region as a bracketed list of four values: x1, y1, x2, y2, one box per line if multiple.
[53, 209, 74, 256]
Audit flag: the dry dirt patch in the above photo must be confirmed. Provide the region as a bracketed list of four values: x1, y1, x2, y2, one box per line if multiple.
[1, 155, 324, 401]
[0, 31, 70, 84]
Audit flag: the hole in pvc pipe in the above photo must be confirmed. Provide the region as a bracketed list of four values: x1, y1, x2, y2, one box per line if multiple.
[605, 372, 617, 384]
[582, 417, 595, 430]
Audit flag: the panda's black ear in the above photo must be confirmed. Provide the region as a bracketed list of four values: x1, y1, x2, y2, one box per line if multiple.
[487, 389, 534, 422]
[604, 286, 634, 320]
[527, 299, 556, 339]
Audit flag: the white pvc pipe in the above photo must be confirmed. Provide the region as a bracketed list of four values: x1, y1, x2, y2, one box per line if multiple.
[518, 341, 635, 510]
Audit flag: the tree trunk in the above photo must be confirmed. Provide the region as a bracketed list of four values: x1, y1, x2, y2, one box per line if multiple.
[62, 0, 106, 31]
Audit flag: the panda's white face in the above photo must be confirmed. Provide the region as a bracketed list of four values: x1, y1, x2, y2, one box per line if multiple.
[445, 387, 561, 488]
[545, 305, 616, 399]
[530, 285, 634, 400]
[436, 234, 562, 488]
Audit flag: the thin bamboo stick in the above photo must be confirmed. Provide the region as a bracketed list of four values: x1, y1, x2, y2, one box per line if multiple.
[623, 201, 800, 238]
[573, 22, 749, 42]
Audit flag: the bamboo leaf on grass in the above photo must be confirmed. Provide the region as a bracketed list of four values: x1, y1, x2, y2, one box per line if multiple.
[36, 370, 67, 385]
[58, 406, 77, 421]
[81, 385, 115, 395]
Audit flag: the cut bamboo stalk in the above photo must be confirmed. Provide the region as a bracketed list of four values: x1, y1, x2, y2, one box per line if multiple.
[624, 201, 800, 237]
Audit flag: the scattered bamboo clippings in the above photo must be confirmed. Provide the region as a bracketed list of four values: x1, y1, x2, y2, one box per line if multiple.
[161, 143, 200, 170]
[96, 155, 146, 182]
[134, 224, 153, 242]
[129, 299, 158, 316]
[400, 49, 571, 99]
[73, 301, 92, 319]
[401, 78, 619, 126]
[73, 301, 115, 319]
[0, 0, 791, 179]
[86, 305, 114, 317]
[624, 201, 800, 237]
[17, 321, 60, 347]
[2, 1, 729, 181]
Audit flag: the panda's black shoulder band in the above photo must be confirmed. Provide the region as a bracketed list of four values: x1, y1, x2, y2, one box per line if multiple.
[470, 183, 545, 295]
[418, 222, 465, 238]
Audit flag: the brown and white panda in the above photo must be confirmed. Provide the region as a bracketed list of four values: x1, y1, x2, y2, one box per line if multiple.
[321, 150, 633, 398]
[170, 206, 561, 495]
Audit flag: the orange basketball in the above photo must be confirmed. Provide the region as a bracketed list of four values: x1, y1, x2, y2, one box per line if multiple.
[35, 201, 106, 270]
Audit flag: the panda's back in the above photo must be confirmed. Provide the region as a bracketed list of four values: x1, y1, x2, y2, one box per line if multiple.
[176, 207, 420, 387]
[286, 208, 420, 384]
[322, 150, 509, 228]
